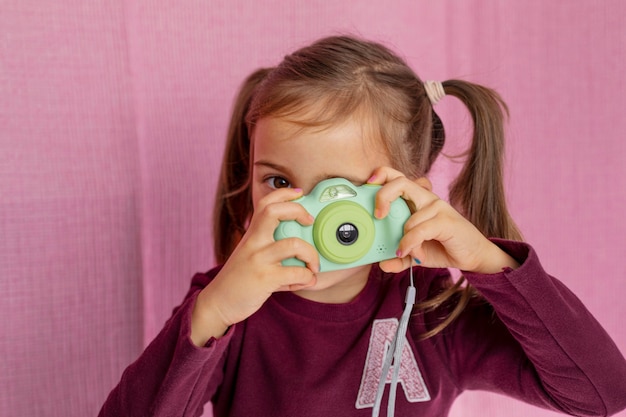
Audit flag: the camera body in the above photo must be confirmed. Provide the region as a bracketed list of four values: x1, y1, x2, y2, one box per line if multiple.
[274, 178, 411, 272]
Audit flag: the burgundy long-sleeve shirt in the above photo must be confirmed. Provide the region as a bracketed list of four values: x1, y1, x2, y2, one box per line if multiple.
[99, 240, 626, 416]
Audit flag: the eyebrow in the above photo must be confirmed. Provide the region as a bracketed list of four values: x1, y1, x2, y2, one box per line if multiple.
[254, 160, 365, 187]
[254, 160, 292, 174]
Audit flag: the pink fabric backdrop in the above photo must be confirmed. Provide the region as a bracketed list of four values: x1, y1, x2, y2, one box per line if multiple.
[1, 1, 625, 416]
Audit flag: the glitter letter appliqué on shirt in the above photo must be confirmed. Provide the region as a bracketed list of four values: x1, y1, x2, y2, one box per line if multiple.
[355, 318, 431, 409]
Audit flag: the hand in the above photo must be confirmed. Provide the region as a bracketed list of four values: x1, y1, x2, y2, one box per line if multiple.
[368, 167, 519, 275]
[191, 187, 319, 345]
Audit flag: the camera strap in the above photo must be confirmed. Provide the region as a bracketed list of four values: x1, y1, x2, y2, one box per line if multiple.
[371, 265, 416, 417]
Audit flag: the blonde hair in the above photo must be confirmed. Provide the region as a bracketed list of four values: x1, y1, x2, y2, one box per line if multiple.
[213, 35, 522, 337]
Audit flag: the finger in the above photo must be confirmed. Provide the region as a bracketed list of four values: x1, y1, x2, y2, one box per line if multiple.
[367, 167, 432, 190]
[250, 199, 315, 239]
[397, 212, 452, 262]
[402, 198, 446, 233]
[366, 166, 439, 214]
[367, 166, 415, 218]
[277, 271, 318, 292]
[257, 186, 305, 207]
[257, 237, 320, 273]
[366, 166, 406, 185]
[274, 266, 318, 291]
[414, 177, 433, 191]
[378, 256, 413, 273]
[373, 176, 411, 218]
[374, 176, 439, 219]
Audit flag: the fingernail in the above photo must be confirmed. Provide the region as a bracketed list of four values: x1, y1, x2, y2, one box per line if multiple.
[396, 249, 403, 258]
[413, 258, 421, 265]
[367, 174, 377, 184]
[294, 188, 303, 194]
[374, 208, 382, 219]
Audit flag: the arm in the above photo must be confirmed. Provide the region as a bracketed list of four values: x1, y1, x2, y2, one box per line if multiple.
[99, 187, 319, 416]
[98, 271, 233, 417]
[369, 166, 625, 415]
[449, 239, 626, 416]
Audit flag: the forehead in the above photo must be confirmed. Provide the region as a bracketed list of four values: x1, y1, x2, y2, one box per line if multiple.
[252, 116, 389, 185]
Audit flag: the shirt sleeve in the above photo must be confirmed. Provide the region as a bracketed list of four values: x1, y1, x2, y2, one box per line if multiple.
[98, 270, 233, 417]
[442, 239, 626, 417]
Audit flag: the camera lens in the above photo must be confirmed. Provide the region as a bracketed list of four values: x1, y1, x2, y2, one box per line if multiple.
[337, 223, 359, 245]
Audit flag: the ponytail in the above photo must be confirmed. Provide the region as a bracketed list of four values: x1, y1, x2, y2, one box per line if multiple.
[213, 68, 272, 264]
[415, 80, 522, 340]
[443, 80, 523, 241]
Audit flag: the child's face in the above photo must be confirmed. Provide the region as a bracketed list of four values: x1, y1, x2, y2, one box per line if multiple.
[250, 115, 392, 300]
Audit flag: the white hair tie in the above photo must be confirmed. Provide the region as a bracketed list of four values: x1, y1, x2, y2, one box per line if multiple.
[424, 80, 445, 105]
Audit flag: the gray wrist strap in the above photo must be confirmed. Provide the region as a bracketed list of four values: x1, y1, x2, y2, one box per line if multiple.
[372, 266, 416, 417]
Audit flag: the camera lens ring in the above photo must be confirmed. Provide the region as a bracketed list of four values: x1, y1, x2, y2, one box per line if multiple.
[313, 201, 374, 264]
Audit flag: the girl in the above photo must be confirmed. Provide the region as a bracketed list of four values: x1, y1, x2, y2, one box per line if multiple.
[100, 36, 626, 417]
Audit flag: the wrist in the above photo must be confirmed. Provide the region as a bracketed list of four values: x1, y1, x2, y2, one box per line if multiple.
[190, 288, 231, 346]
[471, 241, 520, 274]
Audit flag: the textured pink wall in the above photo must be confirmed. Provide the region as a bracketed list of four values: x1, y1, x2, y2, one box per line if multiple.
[1, 1, 624, 416]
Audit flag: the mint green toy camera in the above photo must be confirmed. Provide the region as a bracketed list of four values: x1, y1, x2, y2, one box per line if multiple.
[274, 178, 411, 272]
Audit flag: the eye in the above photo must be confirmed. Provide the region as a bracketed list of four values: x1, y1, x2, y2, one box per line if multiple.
[265, 176, 292, 189]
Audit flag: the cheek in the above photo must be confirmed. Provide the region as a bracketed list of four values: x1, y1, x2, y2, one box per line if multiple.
[250, 184, 262, 211]
[249, 167, 262, 210]
[250, 178, 275, 212]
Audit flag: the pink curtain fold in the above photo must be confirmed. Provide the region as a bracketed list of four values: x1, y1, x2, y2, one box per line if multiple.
[1, 1, 624, 416]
